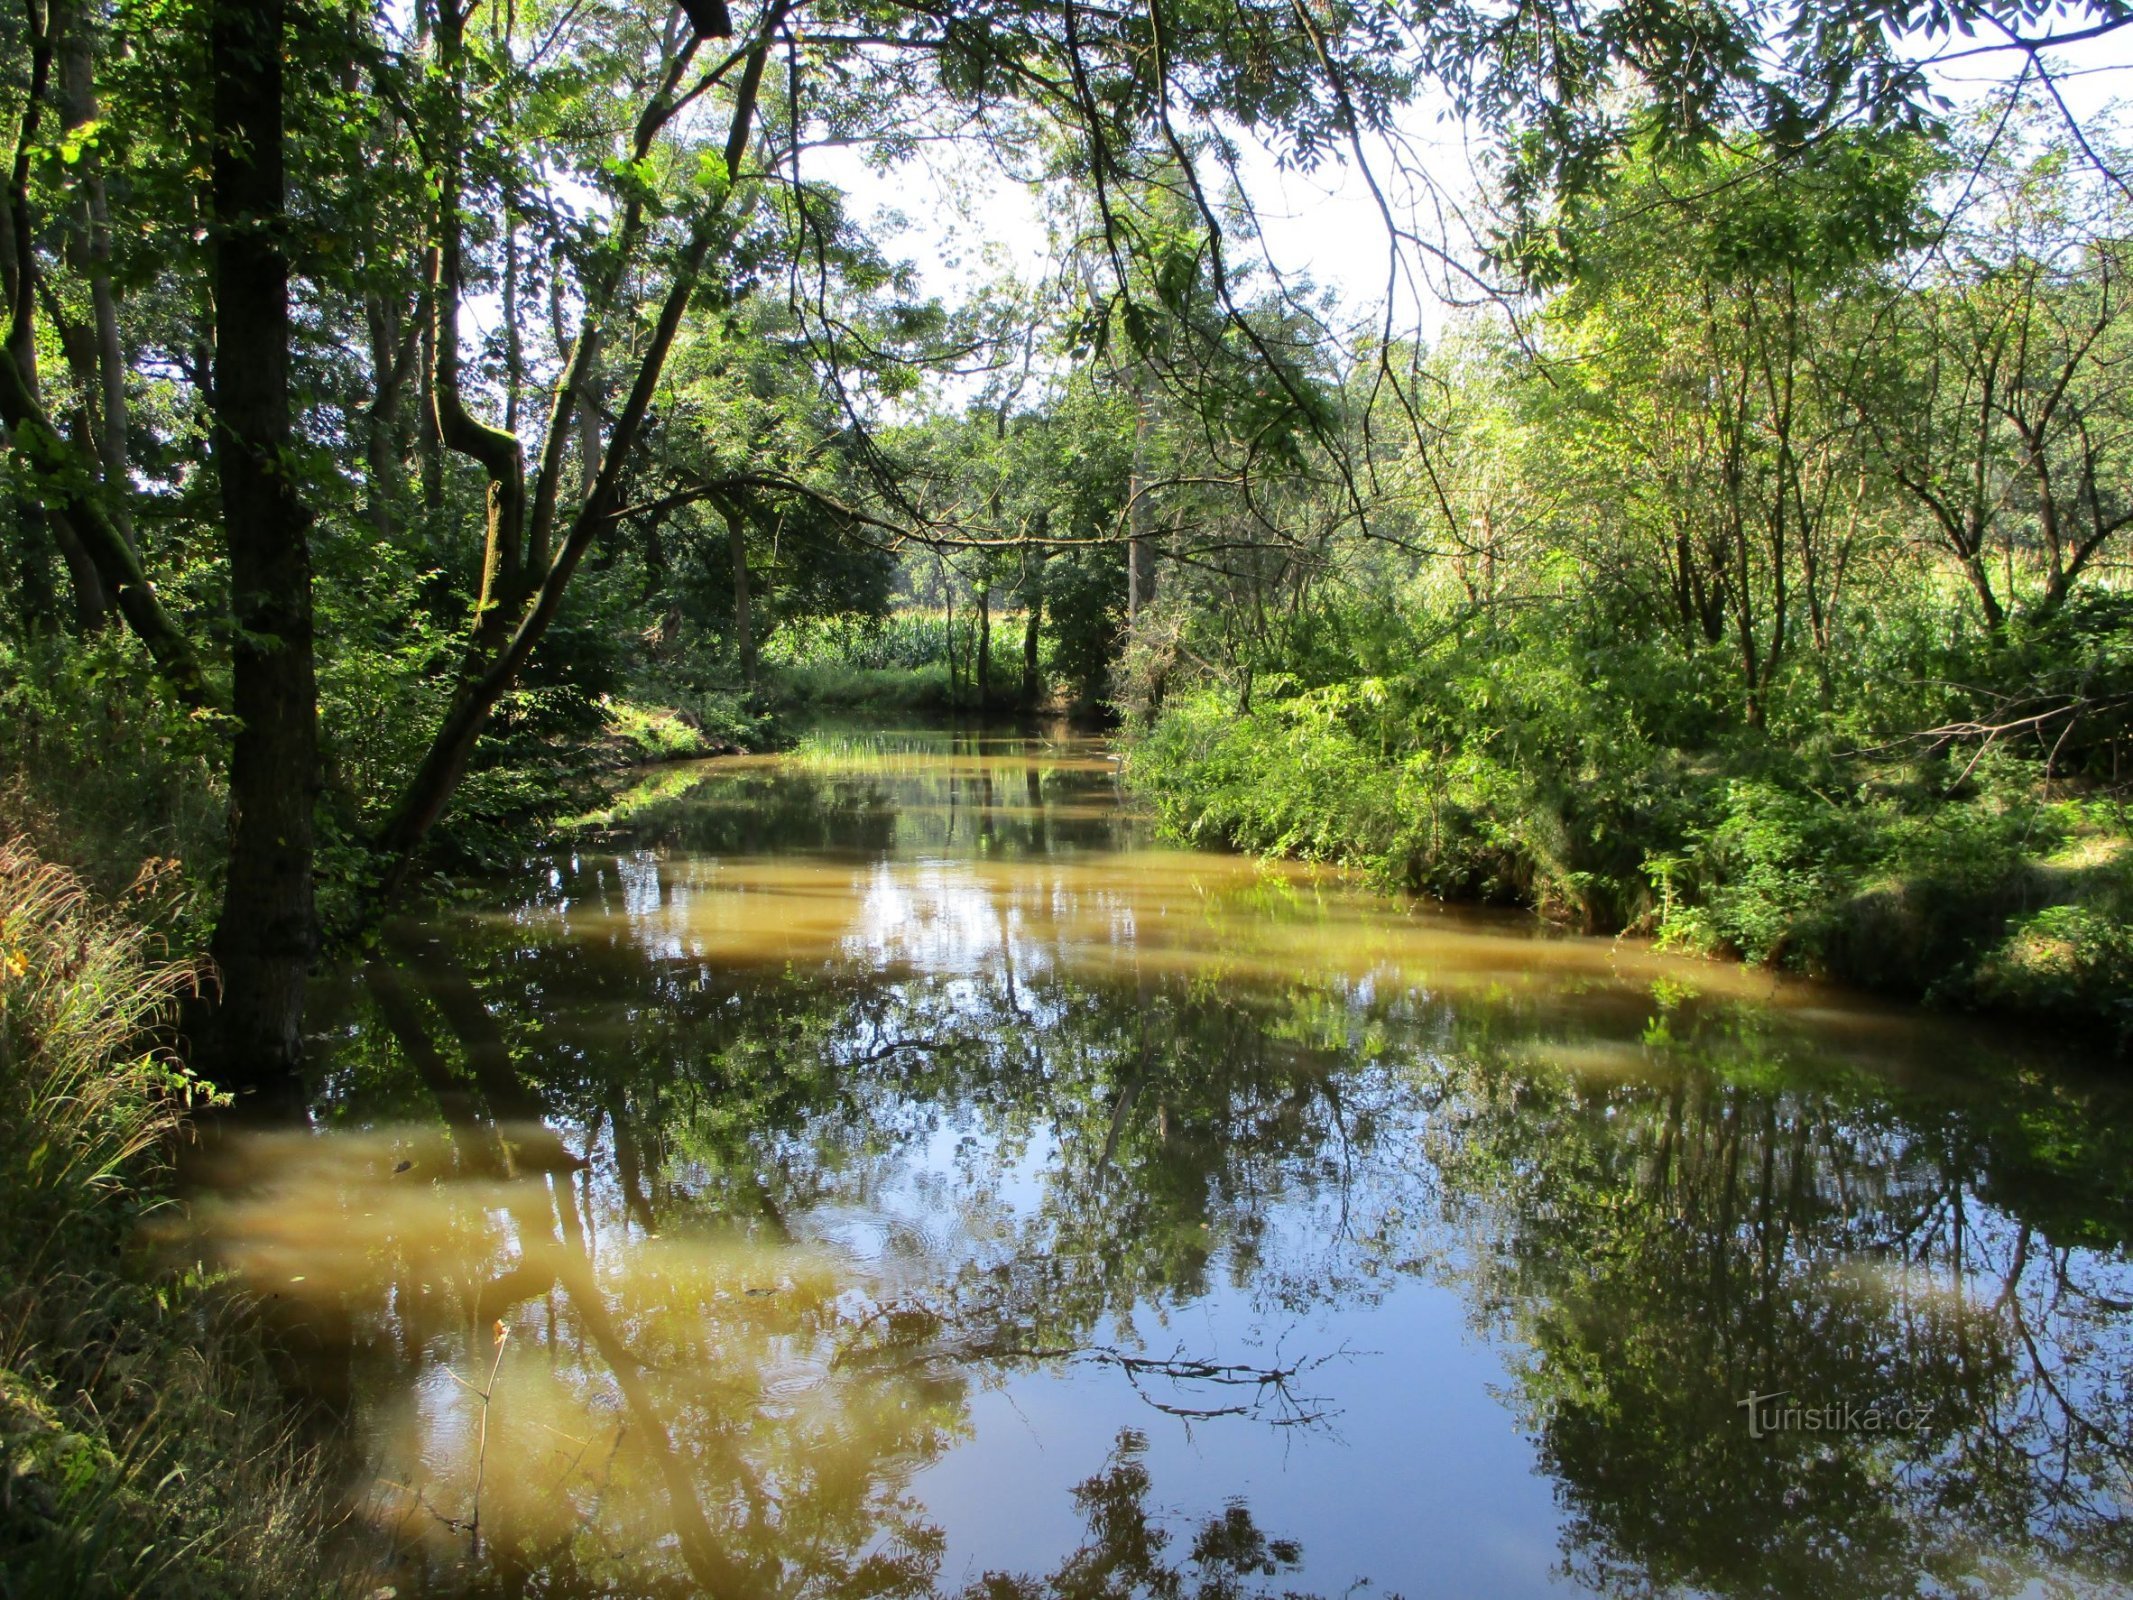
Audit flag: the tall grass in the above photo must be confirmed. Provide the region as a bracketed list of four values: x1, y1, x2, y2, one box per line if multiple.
[0, 844, 197, 1200]
[762, 658, 961, 712]
[0, 840, 345, 1599]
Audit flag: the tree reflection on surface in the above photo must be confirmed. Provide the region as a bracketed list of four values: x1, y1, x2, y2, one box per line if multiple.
[190, 729, 2133, 1597]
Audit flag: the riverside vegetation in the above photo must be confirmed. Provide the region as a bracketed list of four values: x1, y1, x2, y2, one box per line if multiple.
[1120, 122, 2133, 1048]
[0, 843, 339, 1597]
[0, 0, 2129, 1592]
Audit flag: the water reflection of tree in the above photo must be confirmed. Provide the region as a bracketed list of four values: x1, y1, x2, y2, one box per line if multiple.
[323, 944, 1368, 1596]
[331, 955, 962, 1596]
[281, 748, 2133, 1598]
[955, 1430, 1310, 1600]
[1422, 1019, 2133, 1598]
[576, 746, 1122, 864]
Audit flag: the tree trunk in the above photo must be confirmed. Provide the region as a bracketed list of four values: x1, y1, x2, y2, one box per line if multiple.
[1962, 543, 2006, 631]
[1127, 375, 1151, 630]
[0, 8, 222, 690]
[1021, 557, 1044, 711]
[416, 314, 444, 521]
[11, 493, 55, 637]
[944, 570, 959, 700]
[371, 20, 782, 898]
[428, 2, 526, 648]
[976, 580, 991, 706]
[202, 0, 318, 1090]
[550, 276, 604, 512]
[373, 209, 741, 892]
[725, 503, 755, 684]
[354, 42, 411, 540]
[0, 13, 109, 635]
[0, 349, 206, 679]
[362, 282, 412, 538]
[55, 0, 133, 554]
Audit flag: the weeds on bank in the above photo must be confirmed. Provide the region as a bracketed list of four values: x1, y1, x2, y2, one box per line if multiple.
[0, 841, 344, 1599]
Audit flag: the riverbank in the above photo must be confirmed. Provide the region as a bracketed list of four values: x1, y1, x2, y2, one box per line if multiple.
[0, 843, 343, 1598]
[608, 685, 2133, 1050]
[1127, 680, 2133, 1052]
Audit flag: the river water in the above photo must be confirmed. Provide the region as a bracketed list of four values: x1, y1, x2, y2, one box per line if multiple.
[191, 726, 2133, 1597]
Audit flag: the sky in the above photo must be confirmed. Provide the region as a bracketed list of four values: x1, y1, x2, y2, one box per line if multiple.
[807, 18, 2133, 353]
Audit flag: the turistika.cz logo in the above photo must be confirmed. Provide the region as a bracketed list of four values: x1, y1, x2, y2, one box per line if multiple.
[1738, 1390, 1934, 1439]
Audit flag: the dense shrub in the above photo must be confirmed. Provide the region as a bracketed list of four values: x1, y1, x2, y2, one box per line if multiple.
[1131, 593, 2133, 1046]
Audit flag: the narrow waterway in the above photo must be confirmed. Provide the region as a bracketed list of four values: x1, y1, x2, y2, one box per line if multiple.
[190, 725, 2133, 1598]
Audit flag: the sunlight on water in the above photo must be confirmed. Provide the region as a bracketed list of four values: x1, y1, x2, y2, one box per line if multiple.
[188, 727, 2133, 1598]
[197, 1125, 956, 1593]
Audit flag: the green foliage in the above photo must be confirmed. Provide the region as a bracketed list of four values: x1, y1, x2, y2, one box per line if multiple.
[1043, 545, 1128, 709]
[0, 633, 224, 945]
[1133, 602, 1728, 927]
[1663, 780, 1862, 964]
[768, 611, 966, 674]
[764, 658, 960, 713]
[603, 696, 756, 762]
[417, 603, 627, 876]
[1112, 108, 2133, 1047]
[759, 607, 1062, 713]
[1134, 576, 2133, 1043]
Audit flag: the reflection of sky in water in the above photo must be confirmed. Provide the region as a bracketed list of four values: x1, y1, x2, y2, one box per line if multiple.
[916, 1283, 1571, 1595]
[192, 729, 2133, 1598]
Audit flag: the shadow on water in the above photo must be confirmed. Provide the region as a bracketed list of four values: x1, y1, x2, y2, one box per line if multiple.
[183, 725, 2133, 1597]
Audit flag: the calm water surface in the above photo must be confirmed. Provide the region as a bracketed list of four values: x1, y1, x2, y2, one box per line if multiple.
[192, 727, 2133, 1598]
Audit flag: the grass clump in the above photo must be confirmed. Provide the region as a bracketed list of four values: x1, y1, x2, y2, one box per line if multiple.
[601, 692, 768, 762]
[0, 840, 343, 1599]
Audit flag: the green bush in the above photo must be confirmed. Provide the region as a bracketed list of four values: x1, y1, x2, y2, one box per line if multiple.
[1131, 607, 1724, 929]
[1131, 587, 2133, 1043]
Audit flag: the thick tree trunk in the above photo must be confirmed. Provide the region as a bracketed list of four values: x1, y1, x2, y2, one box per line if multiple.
[203, 0, 318, 1090]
